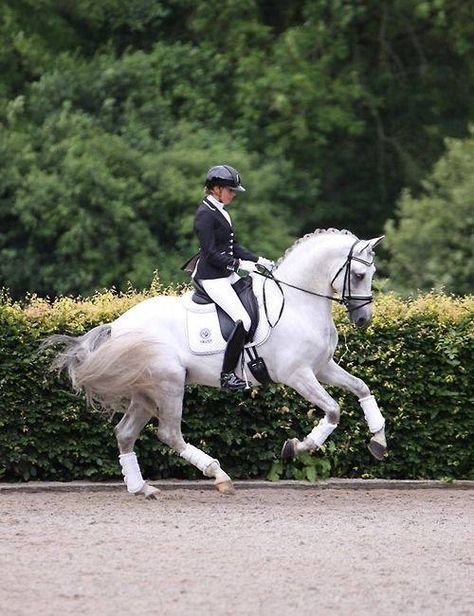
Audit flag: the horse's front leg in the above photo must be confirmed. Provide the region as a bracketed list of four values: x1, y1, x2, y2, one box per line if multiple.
[281, 367, 341, 460]
[318, 360, 387, 460]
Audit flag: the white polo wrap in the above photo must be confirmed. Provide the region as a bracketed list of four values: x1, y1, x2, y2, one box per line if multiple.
[180, 444, 220, 477]
[359, 395, 385, 433]
[119, 452, 145, 494]
[307, 416, 338, 448]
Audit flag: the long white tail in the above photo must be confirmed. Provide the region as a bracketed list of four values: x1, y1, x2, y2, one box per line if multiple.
[43, 325, 161, 411]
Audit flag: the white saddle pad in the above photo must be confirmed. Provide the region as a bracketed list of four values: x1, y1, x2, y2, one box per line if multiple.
[183, 281, 271, 355]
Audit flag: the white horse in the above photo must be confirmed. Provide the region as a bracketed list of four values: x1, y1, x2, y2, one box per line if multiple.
[48, 228, 387, 498]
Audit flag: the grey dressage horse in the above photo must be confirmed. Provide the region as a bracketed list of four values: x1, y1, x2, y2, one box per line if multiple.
[47, 228, 387, 498]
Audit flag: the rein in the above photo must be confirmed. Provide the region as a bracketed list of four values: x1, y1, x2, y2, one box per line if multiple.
[257, 239, 374, 328]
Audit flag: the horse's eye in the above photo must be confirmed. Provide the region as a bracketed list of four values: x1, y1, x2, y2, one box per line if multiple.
[355, 272, 365, 280]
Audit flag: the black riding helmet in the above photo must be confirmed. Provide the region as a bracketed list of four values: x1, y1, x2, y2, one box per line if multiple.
[205, 164, 246, 192]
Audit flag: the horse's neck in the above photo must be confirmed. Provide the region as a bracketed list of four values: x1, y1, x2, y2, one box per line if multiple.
[274, 237, 341, 294]
[262, 238, 341, 328]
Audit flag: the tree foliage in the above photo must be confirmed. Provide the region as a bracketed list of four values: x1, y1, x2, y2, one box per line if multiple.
[1, 0, 474, 297]
[384, 128, 474, 295]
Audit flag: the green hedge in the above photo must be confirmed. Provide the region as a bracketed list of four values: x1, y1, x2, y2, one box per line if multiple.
[0, 288, 473, 482]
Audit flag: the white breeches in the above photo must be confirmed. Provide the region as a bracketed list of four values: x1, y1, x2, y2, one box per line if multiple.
[200, 275, 251, 332]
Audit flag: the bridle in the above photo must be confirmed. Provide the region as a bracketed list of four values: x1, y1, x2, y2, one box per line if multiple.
[258, 239, 374, 327]
[329, 239, 374, 311]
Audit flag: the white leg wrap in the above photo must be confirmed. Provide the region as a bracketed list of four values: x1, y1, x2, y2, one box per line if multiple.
[180, 444, 220, 478]
[359, 395, 385, 433]
[119, 452, 146, 494]
[307, 416, 338, 448]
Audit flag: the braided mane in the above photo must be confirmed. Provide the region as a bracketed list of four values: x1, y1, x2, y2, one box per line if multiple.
[276, 228, 358, 266]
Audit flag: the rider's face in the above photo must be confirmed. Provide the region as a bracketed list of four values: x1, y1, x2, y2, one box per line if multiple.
[215, 186, 237, 205]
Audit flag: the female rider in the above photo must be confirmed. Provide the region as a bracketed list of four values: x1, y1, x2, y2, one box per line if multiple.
[191, 165, 273, 391]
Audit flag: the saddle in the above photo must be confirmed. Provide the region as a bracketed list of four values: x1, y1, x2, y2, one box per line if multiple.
[184, 276, 270, 355]
[184, 275, 273, 386]
[191, 276, 259, 342]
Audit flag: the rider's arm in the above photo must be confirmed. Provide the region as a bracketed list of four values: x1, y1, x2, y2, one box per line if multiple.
[233, 236, 258, 262]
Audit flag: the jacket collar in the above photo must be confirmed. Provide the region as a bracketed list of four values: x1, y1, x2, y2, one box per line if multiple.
[202, 196, 232, 228]
[202, 195, 217, 211]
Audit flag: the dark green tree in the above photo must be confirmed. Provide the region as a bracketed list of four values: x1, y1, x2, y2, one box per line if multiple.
[1, 0, 474, 297]
[384, 128, 474, 295]
[0, 96, 293, 297]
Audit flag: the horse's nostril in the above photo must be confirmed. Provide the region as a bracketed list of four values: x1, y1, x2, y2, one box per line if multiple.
[356, 316, 368, 327]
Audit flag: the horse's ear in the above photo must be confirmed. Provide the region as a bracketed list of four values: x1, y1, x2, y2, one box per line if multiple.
[368, 235, 385, 251]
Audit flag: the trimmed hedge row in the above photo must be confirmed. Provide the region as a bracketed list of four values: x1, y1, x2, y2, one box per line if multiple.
[0, 287, 473, 482]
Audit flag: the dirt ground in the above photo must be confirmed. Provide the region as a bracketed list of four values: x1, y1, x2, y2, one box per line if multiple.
[1, 486, 472, 616]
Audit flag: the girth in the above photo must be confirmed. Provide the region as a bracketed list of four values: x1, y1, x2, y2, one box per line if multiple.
[192, 277, 260, 342]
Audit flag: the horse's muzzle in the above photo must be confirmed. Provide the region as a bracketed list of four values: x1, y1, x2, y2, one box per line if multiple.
[349, 304, 372, 327]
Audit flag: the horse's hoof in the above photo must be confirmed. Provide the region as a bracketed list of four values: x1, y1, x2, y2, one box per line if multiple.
[216, 480, 235, 495]
[141, 484, 161, 500]
[281, 438, 298, 460]
[368, 439, 387, 461]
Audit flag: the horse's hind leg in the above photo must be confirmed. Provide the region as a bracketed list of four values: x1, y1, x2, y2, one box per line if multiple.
[318, 360, 387, 460]
[115, 395, 160, 499]
[155, 368, 235, 494]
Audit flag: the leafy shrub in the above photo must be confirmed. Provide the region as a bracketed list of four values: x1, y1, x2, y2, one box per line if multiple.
[0, 287, 473, 481]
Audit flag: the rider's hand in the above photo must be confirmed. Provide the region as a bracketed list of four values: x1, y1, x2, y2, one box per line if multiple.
[237, 260, 258, 277]
[257, 257, 275, 270]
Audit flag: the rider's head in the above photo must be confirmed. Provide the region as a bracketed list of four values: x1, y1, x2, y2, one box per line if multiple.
[205, 165, 245, 205]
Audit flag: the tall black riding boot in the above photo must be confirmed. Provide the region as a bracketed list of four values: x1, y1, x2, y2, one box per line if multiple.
[220, 320, 247, 391]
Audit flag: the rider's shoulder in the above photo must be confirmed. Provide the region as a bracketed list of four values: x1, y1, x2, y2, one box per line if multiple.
[195, 199, 217, 217]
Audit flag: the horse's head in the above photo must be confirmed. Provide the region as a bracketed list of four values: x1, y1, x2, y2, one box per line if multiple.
[330, 236, 384, 327]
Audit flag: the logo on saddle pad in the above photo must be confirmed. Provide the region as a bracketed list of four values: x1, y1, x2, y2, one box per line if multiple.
[199, 328, 212, 342]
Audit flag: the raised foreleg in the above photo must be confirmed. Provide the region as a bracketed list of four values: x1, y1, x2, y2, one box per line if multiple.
[155, 370, 235, 494]
[281, 367, 341, 460]
[317, 360, 387, 459]
[115, 395, 160, 499]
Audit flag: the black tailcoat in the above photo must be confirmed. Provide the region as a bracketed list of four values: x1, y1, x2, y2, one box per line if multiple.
[192, 197, 257, 280]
